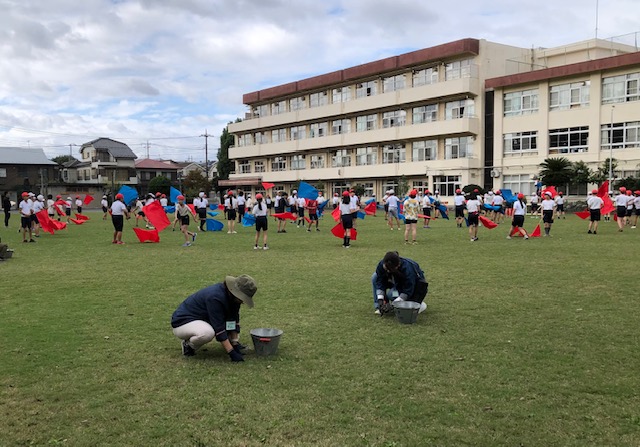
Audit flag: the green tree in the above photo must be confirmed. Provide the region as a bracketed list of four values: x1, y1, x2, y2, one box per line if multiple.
[182, 171, 210, 199]
[570, 161, 593, 186]
[148, 176, 171, 196]
[539, 157, 573, 187]
[51, 155, 76, 165]
[351, 183, 366, 198]
[217, 122, 238, 181]
[591, 158, 618, 184]
[397, 175, 409, 197]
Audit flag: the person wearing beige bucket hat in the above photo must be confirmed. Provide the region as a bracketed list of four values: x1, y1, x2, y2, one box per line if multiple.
[171, 275, 257, 361]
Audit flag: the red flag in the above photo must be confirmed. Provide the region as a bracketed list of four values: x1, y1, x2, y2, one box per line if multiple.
[601, 201, 615, 215]
[51, 220, 67, 230]
[69, 218, 85, 225]
[304, 216, 311, 224]
[510, 226, 524, 237]
[133, 227, 160, 243]
[331, 206, 341, 222]
[262, 182, 275, 190]
[364, 201, 377, 215]
[142, 200, 171, 232]
[541, 186, 558, 198]
[597, 181, 609, 198]
[83, 195, 94, 205]
[187, 204, 196, 215]
[330, 222, 358, 240]
[218, 204, 225, 210]
[54, 205, 65, 216]
[530, 224, 542, 237]
[575, 210, 591, 220]
[272, 212, 297, 221]
[416, 214, 431, 219]
[74, 213, 89, 221]
[478, 215, 498, 229]
[36, 210, 55, 234]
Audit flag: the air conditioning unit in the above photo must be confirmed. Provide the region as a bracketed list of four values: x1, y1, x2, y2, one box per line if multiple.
[490, 169, 501, 178]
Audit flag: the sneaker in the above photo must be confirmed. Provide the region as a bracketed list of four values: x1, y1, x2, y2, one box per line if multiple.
[232, 231, 237, 234]
[374, 309, 381, 315]
[112, 240, 117, 244]
[307, 229, 311, 232]
[227, 231, 232, 234]
[182, 242, 191, 247]
[116, 241, 125, 245]
[23, 240, 28, 243]
[29, 239, 36, 243]
[506, 236, 512, 239]
[588, 230, 592, 234]
[632, 226, 637, 229]
[181, 340, 195, 357]
[524, 235, 529, 240]
[281, 230, 286, 233]
[263, 245, 269, 250]
[593, 231, 597, 234]
[316, 228, 320, 231]
[404, 241, 409, 245]
[412, 241, 417, 245]
[345, 245, 350, 248]
[192, 233, 197, 242]
[254, 245, 259, 250]
[470, 238, 475, 242]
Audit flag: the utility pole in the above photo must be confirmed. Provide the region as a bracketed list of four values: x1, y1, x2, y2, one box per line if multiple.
[201, 130, 211, 180]
[68, 143, 78, 159]
[143, 141, 151, 159]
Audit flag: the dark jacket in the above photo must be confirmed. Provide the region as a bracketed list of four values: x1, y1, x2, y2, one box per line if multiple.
[374, 257, 425, 301]
[171, 283, 240, 342]
[2, 196, 11, 211]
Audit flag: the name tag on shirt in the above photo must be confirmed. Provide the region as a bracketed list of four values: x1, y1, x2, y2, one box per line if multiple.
[226, 321, 236, 331]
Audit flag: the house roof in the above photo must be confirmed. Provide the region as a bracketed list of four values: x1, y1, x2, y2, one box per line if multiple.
[135, 158, 180, 170]
[63, 158, 85, 168]
[81, 138, 137, 159]
[0, 147, 57, 165]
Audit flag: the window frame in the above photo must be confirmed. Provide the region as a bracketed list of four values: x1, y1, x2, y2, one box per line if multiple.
[548, 126, 589, 154]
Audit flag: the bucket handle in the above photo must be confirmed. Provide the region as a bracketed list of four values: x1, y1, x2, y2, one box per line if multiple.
[258, 337, 271, 342]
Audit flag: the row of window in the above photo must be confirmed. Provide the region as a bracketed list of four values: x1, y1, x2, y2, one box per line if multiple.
[251, 59, 474, 118]
[237, 99, 476, 146]
[504, 72, 640, 116]
[504, 121, 640, 155]
[236, 137, 473, 174]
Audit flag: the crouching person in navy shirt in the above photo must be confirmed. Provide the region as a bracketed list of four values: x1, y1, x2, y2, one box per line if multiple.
[171, 275, 257, 361]
[371, 251, 428, 316]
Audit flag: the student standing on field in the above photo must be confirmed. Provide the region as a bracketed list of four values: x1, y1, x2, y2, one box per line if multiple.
[403, 189, 420, 244]
[632, 190, 640, 229]
[296, 194, 307, 227]
[236, 190, 246, 224]
[274, 191, 288, 233]
[47, 195, 55, 220]
[625, 190, 634, 227]
[252, 193, 269, 250]
[587, 189, 604, 234]
[540, 192, 556, 236]
[225, 191, 238, 234]
[530, 192, 540, 218]
[492, 191, 505, 223]
[193, 192, 208, 231]
[421, 190, 432, 228]
[31, 195, 45, 237]
[466, 192, 481, 241]
[110, 193, 130, 245]
[615, 187, 629, 232]
[101, 195, 109, 220]
[386, 190, 401, 231]
[19, 192, 34, 243]
[507, 193, 529, 239]
[75, 195, 83, 214]
[64, 196, 72, 222]
[454, 189, 466, 228]
[340, 191, 353, 248]
[555, 192, 566, 219]
[175, 195, 197, 247]
[2, 191, 11, 228]
[305, 198, 319, 232]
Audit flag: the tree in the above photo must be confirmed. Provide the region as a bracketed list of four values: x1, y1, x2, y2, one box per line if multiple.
[539, 157, 573, 187]
[591, 158, 618, 184]
[148, 176, 171, 196]
[217, 122, 238, 181]
[569, 160, 592, 187]
[351, 183, 366, 198]
[397, 175, 409, 197]
[51, 155, 76, 165]
[182, 171, 210, 199]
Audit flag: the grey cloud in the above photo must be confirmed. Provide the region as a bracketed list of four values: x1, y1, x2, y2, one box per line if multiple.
[127, 79, 160, 96]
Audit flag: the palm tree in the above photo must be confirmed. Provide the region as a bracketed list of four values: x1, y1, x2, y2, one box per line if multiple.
[538, 157, 573, 187]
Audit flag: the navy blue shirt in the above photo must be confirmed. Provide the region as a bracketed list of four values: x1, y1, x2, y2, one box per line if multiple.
[374, 257, 425, 301]
[171, 283, 240, 342]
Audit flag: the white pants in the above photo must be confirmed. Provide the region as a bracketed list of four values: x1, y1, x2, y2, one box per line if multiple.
[172, 320, 216, 350]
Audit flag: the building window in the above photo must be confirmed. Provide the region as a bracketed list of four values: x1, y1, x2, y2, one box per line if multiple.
[382, 180, 398, 194]
[382, 110, 406, 128]
[445, 59, 471, 80]
[504, 89, 539, 116]
[291, 155, 306, 170]
[0, 168, 7, 178]
[445, 99, 475, 119]
[382, 144, 406, 164]
[412, 181, 428, 195]
[310, 154, 325, 169]
[433, 176, 461, 196]
[412, 67, 438, 87]
[332, 182, 349, 196]
[289, 96, 306, 111]
[271, 156, 286, 172]
[356, 114, 377, 132]
[601, 121, 640, 149]
[331, 149, 351, 168]
[444, 137, 471, 159]
[383, 74, 405, 93]
[602, 72, 640, 104]
[504, 131, 538, 154]
[271, 101, 286, 115]
[356, 80, 377, 98]
[412, 140, 437, 161]
[550, 81, 590, 110]
[290, 125, 306, 140]
[412, 105, 437, 124]
[238, 160, 251, 174]
[252, 104, 269, 117]
[331, 119, 351, 135]
[310, 122, 328, 138]
[355, 146, 377, 166]
[503, 174, 534, 196]
[549, 126, 589, 154]
[271, 128, 287, 143]
[254, 161, 265, 173]
[238, 134, 253, 147]
[255, 131, 268, 144]
[310, 91, 329, 107]
[332, 87, 351, 103]
[362, 182, 374, 197]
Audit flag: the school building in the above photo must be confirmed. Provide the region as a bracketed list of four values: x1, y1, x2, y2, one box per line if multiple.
[226, 37, 640, 199]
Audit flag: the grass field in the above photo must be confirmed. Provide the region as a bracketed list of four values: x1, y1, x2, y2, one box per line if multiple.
[1, 210, 639, 446]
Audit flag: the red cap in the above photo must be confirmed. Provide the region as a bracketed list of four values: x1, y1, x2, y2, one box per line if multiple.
[455, 189, 461, 194]
[161, 194, 166, 198]
[473, 188, 479, 192]
[227, 190, 233, 195]
[409, 189, 418, 196]
[626, 190, 632, 195]
[496, 190, 501, 195]
[517, 193, 524, 199]
[155, 192, 161, 197]
[342, 191, 350, 197]
[21, 192, 29, 197]
[76, 195, 80, 199]
[115, 193, 124, 199]
[620, 186, 627, 192]
[635, 190, 640, 195]
[56, 195, 62, 199]
[558, 191, 563, 195]
[177, 195, 185, 200]
[592, 189, 598, 194]
[255, 193, 263, 199]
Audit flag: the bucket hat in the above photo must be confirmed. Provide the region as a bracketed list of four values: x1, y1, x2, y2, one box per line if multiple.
[225, 275, 257, 308]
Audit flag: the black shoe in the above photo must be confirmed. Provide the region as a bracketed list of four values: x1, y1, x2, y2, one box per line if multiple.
[181, 340, 195, 356]
[588, 230, 592, 234]
[29, 239, 36, 243]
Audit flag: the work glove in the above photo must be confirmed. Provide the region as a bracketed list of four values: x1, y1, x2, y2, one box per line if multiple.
[228, 350, 244, 362]
[232, 343, 247, 354]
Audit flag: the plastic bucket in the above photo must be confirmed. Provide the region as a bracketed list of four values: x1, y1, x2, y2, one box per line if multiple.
[250, 328, 283, 356]
[393, 301, 421, 324]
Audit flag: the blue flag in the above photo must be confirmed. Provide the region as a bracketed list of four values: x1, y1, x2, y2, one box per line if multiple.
[170, 187, 182, 204]
[501, 189, 516, 204]
[206, 219, 224, 231]
[357, 210, 366, 219]
[118, 185, 138, 207]
[164, 206, 176, 214]
[242, 214, 256, 227]
[207, 211, 219, 217]
[365, 198, 375, 205]
[437, 204, 449, 220]
[297, 181, 319, 200]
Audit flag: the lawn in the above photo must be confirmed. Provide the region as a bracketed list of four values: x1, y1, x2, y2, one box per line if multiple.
[1, 211, 639, 446]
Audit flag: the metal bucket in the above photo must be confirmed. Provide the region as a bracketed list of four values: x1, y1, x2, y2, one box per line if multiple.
[250, 328, 283, 356]
[393, 301, 421, 324]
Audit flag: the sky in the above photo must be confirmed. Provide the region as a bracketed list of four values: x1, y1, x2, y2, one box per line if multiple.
[1, 0, 638, 162]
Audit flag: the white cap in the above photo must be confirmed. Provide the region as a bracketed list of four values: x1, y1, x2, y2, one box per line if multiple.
[37, 194, 44, 200]
[199, 192, 205, 198]
[67, 197, 72, 200]
[389, 189, 395, 194]
[434, 190, 439, 194]
[292, 190, 297, 194]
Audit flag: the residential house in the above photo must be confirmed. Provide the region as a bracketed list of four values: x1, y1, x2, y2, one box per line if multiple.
[0, 147, 57, 201]
[135, 158, 180, 192]
[77, 138, 138, 188]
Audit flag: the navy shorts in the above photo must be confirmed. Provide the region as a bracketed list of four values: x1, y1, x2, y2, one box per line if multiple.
[512, 215, 525, 227]
[341, 214, 353, 229]
[468, 213, 479, 226]
[422, 208, 431, 217]
[543, 210, 554, 224]
[180, 215, 190, 226]
[590, 209, 601, 222]
[112, 215, 124, 232]
[556, 204, 564, 212]
[227, 209, 237, 220]
[21, 216, 31, 229]
[616, 206, 626, 218]
[197, 208, 207, 219]
[455, 205, 465, 218]
[405, 219, 417, 224]
[256, 216, 268, 232]
[309, 213, 318, 221]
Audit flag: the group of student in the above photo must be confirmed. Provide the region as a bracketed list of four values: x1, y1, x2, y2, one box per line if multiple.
[587, 187, 640, 234]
